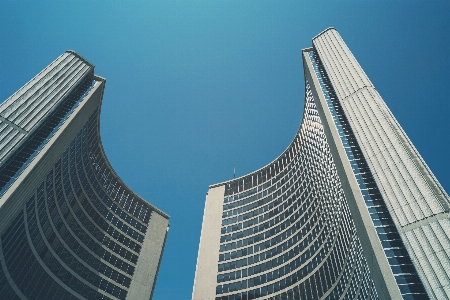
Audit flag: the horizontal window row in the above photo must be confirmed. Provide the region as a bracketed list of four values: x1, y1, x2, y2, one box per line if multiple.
[220, 190, 322, 246]
[219, 202, 334, 272]
[221, 186, 312, 237]
[224, 136, 302, 197]
[46, 170, 135, 277]
[56, 156, 138, 264]
[74, 132, 144, 243]
[219, 193, 322, 261]
[32, 184, 129, 297]
[2, 210, 90, 300]
[216, 232, 360, 298]
[80, 113, 150, 225]
[85, 125, 148, 233]
[218, 220, 334, 283]
[223, 162, 303, 211]
[223, 155, 305, 212]
[85, 124, 151, 224]
[65, 156, 142, 252]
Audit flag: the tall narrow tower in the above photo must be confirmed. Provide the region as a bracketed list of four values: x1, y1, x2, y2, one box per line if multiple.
[0, 51, 169, 300]
[193, 28, 449, 300]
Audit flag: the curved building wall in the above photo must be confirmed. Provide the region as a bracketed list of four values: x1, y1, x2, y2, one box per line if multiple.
[193, 81, 378, 300]
[193, 28, 443, 300]
[0, 52, 169, 300]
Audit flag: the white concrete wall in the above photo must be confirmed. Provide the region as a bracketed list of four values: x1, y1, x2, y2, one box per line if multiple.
[127, 211, 169, 300]
[192, 185, 224, 300]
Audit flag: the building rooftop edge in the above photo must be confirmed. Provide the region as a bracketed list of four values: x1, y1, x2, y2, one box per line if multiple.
[92, 81, 170, 220]
[312, 27, 336, 41]
[208, 31, 335, 191]
[66, 50, 95, 69]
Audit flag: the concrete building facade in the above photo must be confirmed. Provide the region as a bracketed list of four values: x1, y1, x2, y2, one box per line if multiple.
[193, 28, 449, 300]
[0, 51, 169, 300]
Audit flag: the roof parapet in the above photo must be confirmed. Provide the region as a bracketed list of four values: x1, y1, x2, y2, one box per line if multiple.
[66, 50, 95, 69]
[312, 27, 337, 41]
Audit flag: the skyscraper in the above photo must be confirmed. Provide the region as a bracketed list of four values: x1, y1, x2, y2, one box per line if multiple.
[0, 51, 169, 300]
[193, 28, 450, 300]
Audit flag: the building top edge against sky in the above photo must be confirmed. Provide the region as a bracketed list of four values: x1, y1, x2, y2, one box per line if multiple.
[194, 28, 450, 300]
[209, 27, 449, 203]
[0, 49, 169, 219]
[0, 50, 169, 300]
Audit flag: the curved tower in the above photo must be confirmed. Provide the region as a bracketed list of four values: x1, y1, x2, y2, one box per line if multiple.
[193, 29, 449, 299]
[0, 51, 169, 299]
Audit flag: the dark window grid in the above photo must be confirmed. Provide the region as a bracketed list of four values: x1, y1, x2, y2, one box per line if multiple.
[83, 152, 147, 237]
[86, 132, 151, 224]
[2, 220, 29, 275]
[223, 153, 304, 209]
[309, 51, 426, 296]
[63, 139, 141, 253]
[221, 186, 311, 242]
[220, 159, 339, 240]
[219, 203, 321, 259]
[233, 151, 292, 195]
[21, 199, 80, 298]
[0, 264, 21, 300]
[76, 130, 142, 252]
[59, 150, 138, 265]
[222, 162, 307, 217]
[218, 209, 338, 284]
[88, 114, 151, 225]
[219, 189, 323, 251]
[32, 183, 125, 299]
[3, 223, 80, 300]
[0, 208, 27, 251]
[216, 229, 360, 298]
[323, 235, 363, 300]
[218, 202, 338, 274]
[219, 191, 324, 260]
[84, 111, 150, 225]
[75, 158, 142, 252]
[49, 183, 134, 276]
[336, 245, 365, 300]
[337, 238, 361, 296]
[61, 174, 138, 265]
[224, 139, 303, 197]
[87, 145, 151, 226]
[0, 77, 94, 197]
[221, 170, 311, 235]
[222, 181, 318, 238]
[48, 168, 135, 280]
[80, 134, 146, 242]
[354, 266, 375, 300]
[317, 233, 351, 298]
[222, 177, 342, 257]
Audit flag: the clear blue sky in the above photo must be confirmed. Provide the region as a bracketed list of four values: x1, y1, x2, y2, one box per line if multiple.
[1, 1, 449, 299]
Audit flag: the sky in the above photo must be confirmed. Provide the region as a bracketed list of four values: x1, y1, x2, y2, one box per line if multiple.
[1, 1, 449, 299]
